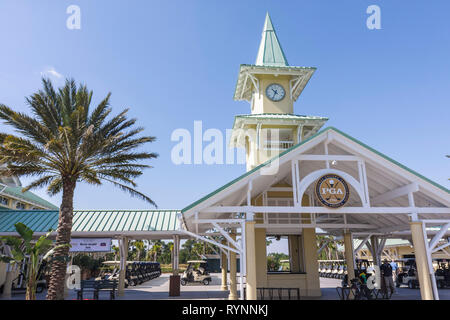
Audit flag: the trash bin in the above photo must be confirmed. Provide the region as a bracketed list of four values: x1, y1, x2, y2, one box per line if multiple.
[169, 275, 180, 296]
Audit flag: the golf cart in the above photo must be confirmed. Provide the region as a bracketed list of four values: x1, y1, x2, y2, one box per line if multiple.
[396, 259, 419, 289]
[180, 260, 212, 286]
[434, 259, 450, 289]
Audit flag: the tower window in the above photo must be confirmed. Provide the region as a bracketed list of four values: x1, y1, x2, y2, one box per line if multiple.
[16, 202, 26, 209]
[262, 129, 294, 150]
[0, 196, 9, 206]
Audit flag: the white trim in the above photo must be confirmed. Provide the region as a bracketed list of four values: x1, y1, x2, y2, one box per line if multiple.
[201, 206, 450, 214]
[255, 223, 374, 229]
[212, 222, 240, 250]
[354, 234, 372, 254]
[297, 155, 362, 162]
[428, 223, 450, 250]
[421, 222, 439, 300]
[295, 168, 367, 208]
[371, 183, 419, 206]
[180, 229, 240, 254]
[268, 187, 292, 192]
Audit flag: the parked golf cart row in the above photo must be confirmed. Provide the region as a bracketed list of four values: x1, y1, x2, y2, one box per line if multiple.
[318, 260, 347, 279]
[396, 258, 450, 289]
[318, 257, 450, 290]
[98, 261, 161, 287]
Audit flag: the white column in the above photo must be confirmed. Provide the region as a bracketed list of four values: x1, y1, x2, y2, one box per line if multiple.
[172, 235, 180, 275]
[118, 237, 128, 296]
[221, 239, 228, 291]
[410, 221, 434, 300]
[228, 233, 238, 300]
[344, 232, 355, 285]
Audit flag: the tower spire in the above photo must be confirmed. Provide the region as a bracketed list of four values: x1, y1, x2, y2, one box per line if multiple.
[255, 12, 289, 67]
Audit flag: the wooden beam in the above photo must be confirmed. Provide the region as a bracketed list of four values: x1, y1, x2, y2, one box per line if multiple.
[371, 183, 419, 206]
[200, 206, 450, 214]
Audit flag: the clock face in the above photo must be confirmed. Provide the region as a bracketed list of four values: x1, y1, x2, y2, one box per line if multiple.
[266, 83, 285, 102]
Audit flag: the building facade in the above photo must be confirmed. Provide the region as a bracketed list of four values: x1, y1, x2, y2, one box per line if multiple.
[181, 13, 450, 300]
[0, 166, 58, 211]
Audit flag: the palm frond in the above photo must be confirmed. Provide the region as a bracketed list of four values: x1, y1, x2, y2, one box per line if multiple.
[102, 178, 157, 207]
[0, 78, 157, 204]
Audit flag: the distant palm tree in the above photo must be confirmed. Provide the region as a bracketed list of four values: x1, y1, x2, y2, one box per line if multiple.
[133, 240, 145, 261]
[149, 241, 163, 262]
[0, 78, 157, 300]
[112, 245, 120, 261]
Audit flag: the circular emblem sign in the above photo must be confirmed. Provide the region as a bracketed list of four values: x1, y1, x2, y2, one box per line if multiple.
[315, 174, 350, 208]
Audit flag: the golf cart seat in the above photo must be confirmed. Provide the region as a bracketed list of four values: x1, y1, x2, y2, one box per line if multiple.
[198, 266, 206, 275]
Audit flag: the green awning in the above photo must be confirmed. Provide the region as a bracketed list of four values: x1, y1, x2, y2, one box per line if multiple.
[0, 209, 181, 234]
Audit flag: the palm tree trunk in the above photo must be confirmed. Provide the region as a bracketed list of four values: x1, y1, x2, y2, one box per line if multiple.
[25, 269, 36, 300]
[46, 178, 76, 300]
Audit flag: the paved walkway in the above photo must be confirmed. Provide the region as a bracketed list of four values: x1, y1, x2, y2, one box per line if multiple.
[2, 274, 450, 300]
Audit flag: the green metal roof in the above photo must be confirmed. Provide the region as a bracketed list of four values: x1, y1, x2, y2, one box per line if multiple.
[234, 113, 328, 122]
[256, 13, 289, 67]
[353, 238, 411, 250]
[0, 185, 58, 210]
[233, 64, 316, 102]
[0, 210, 181, 233]
[182, 126, 449, 213]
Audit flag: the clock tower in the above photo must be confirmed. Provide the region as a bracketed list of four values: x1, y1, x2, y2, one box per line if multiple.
[231, 13, 328, 171]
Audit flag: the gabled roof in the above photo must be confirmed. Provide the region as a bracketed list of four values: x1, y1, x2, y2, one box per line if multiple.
[0, 184, 58, 210]
[256, 13, 289, 67]
[0, 209, 181, 236]
[233, 64, 316, 102]
[182, 127, 450, 214]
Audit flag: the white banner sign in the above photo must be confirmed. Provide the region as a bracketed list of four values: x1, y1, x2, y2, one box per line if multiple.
[70, 238, 112, 252]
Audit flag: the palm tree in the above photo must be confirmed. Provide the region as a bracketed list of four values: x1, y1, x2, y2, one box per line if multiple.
[0, 78, 158, 300]
[133, 240, 145, 261]
[112, 245, 120, 261]
[149, 240, 163, 262]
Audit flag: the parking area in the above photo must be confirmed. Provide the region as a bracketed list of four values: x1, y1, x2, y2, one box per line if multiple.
[3, 274, 450, 300]
[0, 273, 231, 300]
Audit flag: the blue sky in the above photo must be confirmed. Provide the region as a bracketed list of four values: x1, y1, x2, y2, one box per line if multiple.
[0, 0, 449, 215]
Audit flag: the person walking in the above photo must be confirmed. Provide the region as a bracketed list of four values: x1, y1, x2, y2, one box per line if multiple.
[380, 259, 395, 296]
[390, 260, 399, 293]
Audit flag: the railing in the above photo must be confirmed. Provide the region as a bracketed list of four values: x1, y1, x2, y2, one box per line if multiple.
[263, 140, 294, 150]
[336, 283, 391, 300]
[256, 287, 301, 300]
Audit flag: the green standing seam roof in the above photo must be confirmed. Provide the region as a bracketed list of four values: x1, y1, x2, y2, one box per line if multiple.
[182, 126, 450, 213]
[232, 113, 329, 128]
[256, 13, 289, 67]
[0, 210, 181, 233]
[1, 185, 58, 210]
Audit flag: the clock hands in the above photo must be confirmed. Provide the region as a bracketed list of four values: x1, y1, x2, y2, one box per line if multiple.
[266, 84, 284, 101]
[271, 88, 278, 99]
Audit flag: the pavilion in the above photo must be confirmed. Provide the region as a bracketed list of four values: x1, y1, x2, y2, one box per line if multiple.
[178, 13, 450, 301]
[0, 13, 449, 301]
